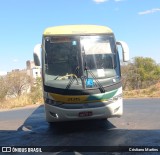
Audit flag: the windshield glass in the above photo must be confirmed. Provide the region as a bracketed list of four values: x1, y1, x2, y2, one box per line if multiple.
[44, 35, 120, 90]
[44, 36, 83, 89]
[81, 35, 117, 79]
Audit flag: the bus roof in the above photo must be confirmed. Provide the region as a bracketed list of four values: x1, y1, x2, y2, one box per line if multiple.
[43, 25, 113, 36]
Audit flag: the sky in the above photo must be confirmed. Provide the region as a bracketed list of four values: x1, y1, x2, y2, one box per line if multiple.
[0, 0, 160, 75]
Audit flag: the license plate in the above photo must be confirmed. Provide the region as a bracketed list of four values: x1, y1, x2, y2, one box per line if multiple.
[79, 111, 92, 117]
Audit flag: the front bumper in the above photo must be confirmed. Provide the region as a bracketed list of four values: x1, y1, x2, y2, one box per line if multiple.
[44, 99, 123, 122]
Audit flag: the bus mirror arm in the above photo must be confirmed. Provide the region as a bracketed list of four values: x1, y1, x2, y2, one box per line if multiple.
[116, 41, 129, 62]
[33, 44, 41, 66]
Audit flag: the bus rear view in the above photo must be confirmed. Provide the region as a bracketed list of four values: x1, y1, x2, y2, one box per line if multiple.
[34, 25, 129, 123]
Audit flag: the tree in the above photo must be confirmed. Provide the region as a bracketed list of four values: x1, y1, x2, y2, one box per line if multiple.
[121, 57, 160, 90]
[29, 77, 43, 104]
[121, 61, 131, 90]
[6, 71, 33, 97]
[134, 57, 160, 88]
[121, 61, 141, 90]
[0, 76, 9, 101]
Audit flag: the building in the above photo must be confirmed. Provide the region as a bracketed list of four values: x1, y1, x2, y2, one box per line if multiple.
[26, 60, 41, 79]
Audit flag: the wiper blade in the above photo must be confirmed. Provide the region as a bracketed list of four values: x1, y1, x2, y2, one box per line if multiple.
[85, 66, 105, 93]
[66, 67, 80, 89]
[66, 75, 79, 89]
[82, 47, 105, 93]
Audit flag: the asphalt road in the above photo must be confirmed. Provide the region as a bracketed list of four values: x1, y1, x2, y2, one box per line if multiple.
[0, 98, 160, 154]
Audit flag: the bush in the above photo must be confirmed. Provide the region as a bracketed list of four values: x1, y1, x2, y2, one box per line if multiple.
[0, 77, 43, 109]
[29, 77, 43, 104]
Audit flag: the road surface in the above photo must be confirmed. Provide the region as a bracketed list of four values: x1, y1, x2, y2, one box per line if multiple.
[0, 98, 160, 154]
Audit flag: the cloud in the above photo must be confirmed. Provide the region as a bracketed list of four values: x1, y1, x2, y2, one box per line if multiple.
[138, 8, 160, 15]
[93, 0, 108, 3]
[93, 0, 125, 3]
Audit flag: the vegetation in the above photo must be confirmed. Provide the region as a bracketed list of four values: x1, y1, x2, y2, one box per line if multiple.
[29, 77, 43, 104]
[121, 57, 160, 98]
[0, 76, 9, 101]
[0, 56, 160, 109]
[121, 57, 160, 90]
[124, 82, 160, 98]
[0, 72, 43, 109]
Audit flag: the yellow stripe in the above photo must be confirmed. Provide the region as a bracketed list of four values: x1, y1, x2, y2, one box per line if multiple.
[49, 93, 88, 103]
[48, 90, 117, 104]
[43, 25, 113, 35]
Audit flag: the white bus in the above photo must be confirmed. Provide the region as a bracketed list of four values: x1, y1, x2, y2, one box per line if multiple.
[34, 25, 129, 122]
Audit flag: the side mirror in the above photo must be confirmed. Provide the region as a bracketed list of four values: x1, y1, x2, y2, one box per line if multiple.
[33, 44, 41, 66]
[116, 41, 129, 62]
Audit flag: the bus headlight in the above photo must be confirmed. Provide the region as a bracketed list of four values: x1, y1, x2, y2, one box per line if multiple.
[113, 93, 122, 101]
[45, 98, 55, 105]
[108, 94, 122, 103]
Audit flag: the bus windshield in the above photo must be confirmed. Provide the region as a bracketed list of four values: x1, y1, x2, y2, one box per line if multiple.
[44, 35, 119, 90]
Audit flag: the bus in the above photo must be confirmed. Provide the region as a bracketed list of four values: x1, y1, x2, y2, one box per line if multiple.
[34, 25, 129, 123]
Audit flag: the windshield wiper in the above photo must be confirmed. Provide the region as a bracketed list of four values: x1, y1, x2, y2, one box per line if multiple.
[82, 46, 105, 93]
[84, 65, 105, 93]
[66, 67, 80, 89]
